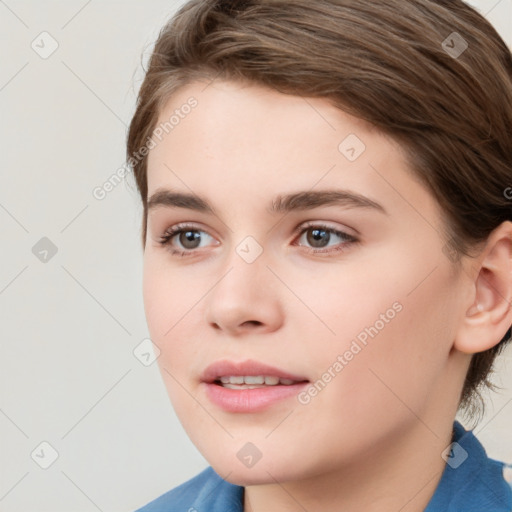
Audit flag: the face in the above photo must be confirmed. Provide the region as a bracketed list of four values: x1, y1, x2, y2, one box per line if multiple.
[143, 80, 471, 485]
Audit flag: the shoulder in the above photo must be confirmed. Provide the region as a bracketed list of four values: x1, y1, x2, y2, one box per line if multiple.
[503, 463, 512, 493]
[134, 466, 243, 512]
[426, 422, 512, 511]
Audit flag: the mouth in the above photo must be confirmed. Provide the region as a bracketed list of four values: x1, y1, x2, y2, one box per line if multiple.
[213, 375, 307, 389]
[201, 359, 310, 412]
[201, 359, 309, 386]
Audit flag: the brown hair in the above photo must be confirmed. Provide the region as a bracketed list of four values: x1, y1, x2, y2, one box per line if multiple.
[127, 0, 512, 413]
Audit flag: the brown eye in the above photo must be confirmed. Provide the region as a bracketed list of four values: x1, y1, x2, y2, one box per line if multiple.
[177, 230, 202, 249]
[294, 223, 357, 255]
[159, 224, 217, 256]
[306, 228, 332, 248]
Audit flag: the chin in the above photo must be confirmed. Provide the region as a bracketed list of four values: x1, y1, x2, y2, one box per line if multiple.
[217, 466, 282, 487]
[208, 455, 305, 487]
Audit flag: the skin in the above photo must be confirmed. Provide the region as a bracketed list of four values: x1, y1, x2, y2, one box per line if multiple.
[143, 80, 512, 512]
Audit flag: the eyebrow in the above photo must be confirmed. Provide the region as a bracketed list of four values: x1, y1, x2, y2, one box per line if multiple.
[270, 189, 386, 215]
[148, 188, 214, 214]
[147, 188, 387, 215]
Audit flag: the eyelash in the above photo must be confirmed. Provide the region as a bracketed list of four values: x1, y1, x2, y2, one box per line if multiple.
[158, 222, 358, 258]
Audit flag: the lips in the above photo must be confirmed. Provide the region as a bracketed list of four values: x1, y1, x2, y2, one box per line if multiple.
[200, 359, 310, 413]
[201, 359, 309, 385]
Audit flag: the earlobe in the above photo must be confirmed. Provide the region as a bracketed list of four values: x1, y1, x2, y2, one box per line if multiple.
[454, 221, 512, 355]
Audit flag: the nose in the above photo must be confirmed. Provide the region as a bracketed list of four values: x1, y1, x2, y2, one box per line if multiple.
[204, 249, 284, 337]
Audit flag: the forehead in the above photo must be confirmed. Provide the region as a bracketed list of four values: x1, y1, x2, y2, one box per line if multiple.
[145, 80, 440, 225]
[150, 79, 378, 157]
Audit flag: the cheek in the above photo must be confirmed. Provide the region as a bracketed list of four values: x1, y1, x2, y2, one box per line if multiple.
[142, 255, 210, 391]
[142, 261, 169, 339]
[287, 261, 402, 355]
[344, 276, 456, 419]
[142, 257, 193, 381]
[299, 256, 458, 416]
[142, 253, 195, 338]
[142, 264, 193, 414]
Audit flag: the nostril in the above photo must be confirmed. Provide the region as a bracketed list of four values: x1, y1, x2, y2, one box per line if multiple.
[242, 320, 262, 327]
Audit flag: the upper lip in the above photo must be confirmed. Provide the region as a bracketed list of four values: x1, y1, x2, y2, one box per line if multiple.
[201, 359, 309, 383]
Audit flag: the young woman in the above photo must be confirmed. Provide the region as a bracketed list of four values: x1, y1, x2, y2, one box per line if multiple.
[127, 0, 512, 510]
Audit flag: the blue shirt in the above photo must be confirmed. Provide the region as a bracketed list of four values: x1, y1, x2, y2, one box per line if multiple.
[136, 422, 512, 511]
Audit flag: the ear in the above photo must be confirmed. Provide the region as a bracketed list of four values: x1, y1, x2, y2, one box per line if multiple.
[454, 221, 512, 355]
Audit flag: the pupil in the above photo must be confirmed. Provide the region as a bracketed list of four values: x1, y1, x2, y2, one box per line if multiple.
[180, 231, 201, 249]
[307, 228, 330, 248]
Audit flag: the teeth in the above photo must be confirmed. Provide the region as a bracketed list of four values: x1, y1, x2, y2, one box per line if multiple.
[244, 375, 265, 384]
[217, 375, 297, 386]
[220, 376, 243, 384]
[222, 383, 266, 389]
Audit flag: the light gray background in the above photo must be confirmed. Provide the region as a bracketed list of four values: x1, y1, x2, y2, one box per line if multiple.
[0, 1, 511, 511]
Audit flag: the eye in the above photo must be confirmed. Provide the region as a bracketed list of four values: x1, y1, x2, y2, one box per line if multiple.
[158, 222, 357, 258]
[293, 223, 357, 254]
[158, 223, 217, 257]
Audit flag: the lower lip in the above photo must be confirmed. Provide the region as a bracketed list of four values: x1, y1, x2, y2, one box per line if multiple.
[203, 382, 309, 413]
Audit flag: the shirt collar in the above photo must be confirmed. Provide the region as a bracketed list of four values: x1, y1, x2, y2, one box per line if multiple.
[425, 421, 512, 511]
